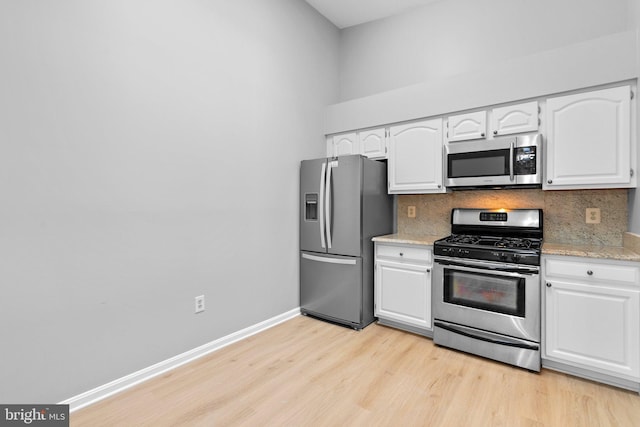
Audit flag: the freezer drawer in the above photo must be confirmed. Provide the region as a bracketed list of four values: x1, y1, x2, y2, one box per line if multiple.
[300, 252, 363, 327]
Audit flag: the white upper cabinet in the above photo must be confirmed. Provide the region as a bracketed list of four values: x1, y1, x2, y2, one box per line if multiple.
[359, 127, 387, 159]
[447, 111, 486, 142]
[545, 85, 635, 189]
[326, 132, 359, 158]
[388, 119, 445, 194]
[490, 101, 539, 136]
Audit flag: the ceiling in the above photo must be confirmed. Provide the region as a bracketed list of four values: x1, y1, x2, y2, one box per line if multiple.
[304, 0, 441, 29]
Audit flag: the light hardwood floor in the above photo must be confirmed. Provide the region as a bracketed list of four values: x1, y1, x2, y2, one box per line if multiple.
[72, 315, 640, 426]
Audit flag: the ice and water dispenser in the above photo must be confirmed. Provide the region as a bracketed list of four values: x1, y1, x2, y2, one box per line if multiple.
[304, 193, 318, 221]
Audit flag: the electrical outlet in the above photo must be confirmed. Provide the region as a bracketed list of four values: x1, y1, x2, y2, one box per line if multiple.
[407, 206, 416, 218]
[585, 208, 601, 224]
[195, 295, 205, 313]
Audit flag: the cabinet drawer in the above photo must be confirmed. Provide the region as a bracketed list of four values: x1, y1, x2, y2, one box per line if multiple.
[376, 244, 431, 263]
[545, 259, 639, 284]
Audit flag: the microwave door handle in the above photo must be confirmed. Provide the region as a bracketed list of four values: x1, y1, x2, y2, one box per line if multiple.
[319, 161, 326, 249]
[509, 141, 515, 182]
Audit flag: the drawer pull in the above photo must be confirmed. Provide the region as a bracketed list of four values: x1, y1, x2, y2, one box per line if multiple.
[546, 283, 552, 287]
[399, 252, 403, 256]
[587, 270, 593, 276]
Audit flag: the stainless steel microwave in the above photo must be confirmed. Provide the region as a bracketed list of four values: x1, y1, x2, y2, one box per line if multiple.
[444, 134, 542, 189]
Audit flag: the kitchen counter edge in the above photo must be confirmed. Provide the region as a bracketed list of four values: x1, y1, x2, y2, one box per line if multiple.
[372, 234, 442, 246]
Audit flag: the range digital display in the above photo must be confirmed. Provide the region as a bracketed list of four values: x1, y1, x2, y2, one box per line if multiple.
[479, 212, 508, 222]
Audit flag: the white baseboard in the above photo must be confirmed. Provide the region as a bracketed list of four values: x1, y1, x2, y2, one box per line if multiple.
[61, 308, 301, 412]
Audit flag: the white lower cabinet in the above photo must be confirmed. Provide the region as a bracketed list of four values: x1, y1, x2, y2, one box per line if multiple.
[543, 255, 640, 386]
[374, 242, 432, 334]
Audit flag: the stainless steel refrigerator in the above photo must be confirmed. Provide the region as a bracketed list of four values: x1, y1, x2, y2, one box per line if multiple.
[300, 154, 393, 329]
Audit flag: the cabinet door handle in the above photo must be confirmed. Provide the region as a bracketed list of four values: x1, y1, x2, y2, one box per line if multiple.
[546, 283, 552, 287]
[587, 270, 593, 276]
[399, 253, 404, 256]
[480, 133, 485, 137]
[493, 130, 498, 135]
[547, 179, 553, 184]
[427, 269, 431, 273]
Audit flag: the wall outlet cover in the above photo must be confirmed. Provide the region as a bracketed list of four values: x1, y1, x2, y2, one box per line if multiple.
[195, 295, 205, 313]
[585, 208, 601, 224]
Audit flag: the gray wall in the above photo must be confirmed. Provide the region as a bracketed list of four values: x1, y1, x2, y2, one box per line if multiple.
[0, 0, 339, 403]
[338, 0, 630, 101]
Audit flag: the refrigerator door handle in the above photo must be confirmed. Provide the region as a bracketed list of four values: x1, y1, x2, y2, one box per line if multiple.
[319, 161, 326, 249]
[325, 160, 336, 249]
[302, 253, 357, 265]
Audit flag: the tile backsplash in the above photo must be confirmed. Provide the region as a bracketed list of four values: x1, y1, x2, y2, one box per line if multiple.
[397, 189, 628, 246]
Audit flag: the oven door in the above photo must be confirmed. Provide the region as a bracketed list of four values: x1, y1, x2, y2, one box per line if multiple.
[433, 256, 540, 342]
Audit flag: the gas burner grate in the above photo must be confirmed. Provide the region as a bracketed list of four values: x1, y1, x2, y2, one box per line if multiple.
[494, 237, 533, 249]
[446, 235, 481, 245]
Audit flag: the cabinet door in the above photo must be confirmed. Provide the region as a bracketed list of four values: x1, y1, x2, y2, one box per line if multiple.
[388, 119, 444, 193]
[545, 279, 640, 379]
[375, 259, 431, 330]
[326, 136, 334, 157]
[447, 111, 486, 142]
[329, 132, 359, 157]
[359, 128, 387, 159]
[490, 101, 539, 136]
[545, 86, 632, 189]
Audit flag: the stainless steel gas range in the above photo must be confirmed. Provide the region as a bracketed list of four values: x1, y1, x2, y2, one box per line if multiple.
[432, 208, 543, 372]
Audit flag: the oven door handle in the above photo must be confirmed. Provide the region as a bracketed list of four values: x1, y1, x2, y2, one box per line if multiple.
[435, 257, 539, 275]
[434, 320, 539, 351]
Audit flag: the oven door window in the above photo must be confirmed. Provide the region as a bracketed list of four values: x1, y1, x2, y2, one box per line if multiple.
[447, 149, 510, 178]
[443, 269, 525, 317]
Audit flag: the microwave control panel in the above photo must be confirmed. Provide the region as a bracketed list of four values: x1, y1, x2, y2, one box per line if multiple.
[514, 146, 537, 175]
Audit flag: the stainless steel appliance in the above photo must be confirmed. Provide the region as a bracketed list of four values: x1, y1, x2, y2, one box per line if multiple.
[444, 134, 542, 189]
[300, 154, 393, 329]
[433, 208, 543, 371]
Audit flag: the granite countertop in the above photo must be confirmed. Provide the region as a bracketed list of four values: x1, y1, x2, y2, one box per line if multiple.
[543, 232, 640, 262]
[372, 233, 443, 246]
[373, 232, 640, 262]
[542, 242, 640, 262]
